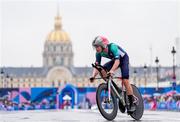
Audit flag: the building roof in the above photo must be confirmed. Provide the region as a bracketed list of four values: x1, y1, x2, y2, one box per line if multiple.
[0, 66, 93, 78]
[46, 15, 70, 43]
[0, 67, 49, 78]
[0, 66, 180, 80]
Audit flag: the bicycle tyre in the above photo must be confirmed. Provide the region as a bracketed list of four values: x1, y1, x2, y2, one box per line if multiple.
[130, 84, 144, 120]
[96, 83, 118, 121]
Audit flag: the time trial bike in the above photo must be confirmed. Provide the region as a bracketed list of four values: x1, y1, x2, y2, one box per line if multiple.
[92, 63, 144, 121]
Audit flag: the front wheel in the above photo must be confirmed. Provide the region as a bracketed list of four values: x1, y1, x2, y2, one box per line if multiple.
[96, 83, 118, 121]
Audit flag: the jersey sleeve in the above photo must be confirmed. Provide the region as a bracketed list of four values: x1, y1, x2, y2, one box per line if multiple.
[95, 53, 101, 64]
[110, 44, 120, 59]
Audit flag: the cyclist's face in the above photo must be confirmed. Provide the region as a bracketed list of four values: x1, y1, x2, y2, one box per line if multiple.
[95, 45, 102, 52]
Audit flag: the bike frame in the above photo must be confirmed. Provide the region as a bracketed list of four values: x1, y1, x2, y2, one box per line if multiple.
[95, 77, 126, 106]
[92, 63, 144, 121]
[92, 63, 127, 106]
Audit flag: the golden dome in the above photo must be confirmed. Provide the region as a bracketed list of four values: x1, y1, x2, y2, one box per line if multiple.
[46, 15, 70, 43]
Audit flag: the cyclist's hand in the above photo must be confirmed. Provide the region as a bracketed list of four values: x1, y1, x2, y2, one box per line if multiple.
[89, 77, 95, 83]
[107, 70, 115, 77]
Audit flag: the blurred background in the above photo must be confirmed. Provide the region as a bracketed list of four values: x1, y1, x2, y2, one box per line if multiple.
[0, 0, 180, 111]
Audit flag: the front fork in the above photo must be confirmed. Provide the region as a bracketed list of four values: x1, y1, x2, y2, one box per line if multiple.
[107, 77, 112, 102]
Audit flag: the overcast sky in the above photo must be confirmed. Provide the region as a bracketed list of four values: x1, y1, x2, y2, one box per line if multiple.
[0, 0, 180, 67]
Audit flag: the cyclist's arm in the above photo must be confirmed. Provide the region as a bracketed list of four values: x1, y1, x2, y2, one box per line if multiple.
[92, 53, 101, 77]
[92, 68, 99, 78]
[95, 53, 101, 64]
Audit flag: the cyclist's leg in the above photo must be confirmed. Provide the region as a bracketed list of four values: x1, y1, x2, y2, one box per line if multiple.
[120, 54, 136, 112]
[103, 60, 114, 71]
[120, 54, 133, 95]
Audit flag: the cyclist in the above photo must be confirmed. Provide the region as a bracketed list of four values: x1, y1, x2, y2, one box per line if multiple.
[90, 36, 136, 112]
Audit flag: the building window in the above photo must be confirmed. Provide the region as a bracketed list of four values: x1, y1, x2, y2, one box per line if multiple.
[56, 45, 59, 51]
[50, 45, 53, 52]
[61, 58, 64, 65]
[67, 45, 69, 52]
[69, 58, 72, 65]
[48, 57, 52, 66]
[54, 46, 56, 52]
[61, 46, 63, 52]
[56, 56, 61, 65]
[53, 58, 56, 65]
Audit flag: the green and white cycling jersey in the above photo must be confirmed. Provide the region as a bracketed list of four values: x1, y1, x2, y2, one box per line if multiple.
[95, 43, 127, 64]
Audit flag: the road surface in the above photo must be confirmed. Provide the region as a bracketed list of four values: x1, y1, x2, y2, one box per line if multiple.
[0, 109, 180, 122]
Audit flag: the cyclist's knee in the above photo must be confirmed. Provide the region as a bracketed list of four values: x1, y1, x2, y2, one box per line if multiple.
[122, 79, 129, 84]
[122, 75, 129, 80]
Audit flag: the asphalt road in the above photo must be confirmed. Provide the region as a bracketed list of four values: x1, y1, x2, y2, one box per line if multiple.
[0, 109, 180, 122]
